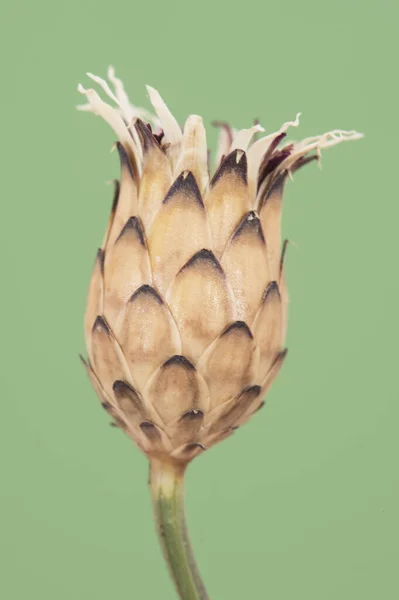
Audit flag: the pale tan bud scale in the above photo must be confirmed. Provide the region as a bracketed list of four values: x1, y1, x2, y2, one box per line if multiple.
[78, 71, 362, 463]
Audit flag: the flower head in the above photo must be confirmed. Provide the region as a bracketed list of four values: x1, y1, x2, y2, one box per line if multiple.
[79, 68, 362, 464]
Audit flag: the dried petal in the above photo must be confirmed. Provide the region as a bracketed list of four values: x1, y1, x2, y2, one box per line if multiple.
[119, 285, 181, 392]
[77, 83, 141, 176]
[80, 354, 114, 407]
[104, 217, 152, 331]
[90, 316, 133, 396]
[171, 442, 206, 461]
[167, 409, 205, 447]
[221, 211, 270, 323]
[210, 385, 262, 432]
[174, 115, 209, 193]
[145, 356, 210, 425]
[139, 421, 172, 454]
[135, 119, 173, 230]
[279, 240, 289, 342]
[277, 129, 363, 174]
[148, 172, 210, 295]
[247, 114, 301, 196]
[146, 85, 182, 169]
[198, 321, 259, 409]
[230, 124, 264, 152]
[206, 150, 251, 258]
[252, 282, 283, 378]
[112, 380, 145, 420]
[261, 348, 288, 390]
[258, 172, 287, 281]
[235, 351, 287, 427]
[212, 121, 234, 171]
[106, 143, 139, 248]
[167, 250, 235, 362]
[84, 250, 104, 361]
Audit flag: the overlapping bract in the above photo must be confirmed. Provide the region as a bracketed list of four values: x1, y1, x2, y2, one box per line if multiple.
[79, 70, 362, 462]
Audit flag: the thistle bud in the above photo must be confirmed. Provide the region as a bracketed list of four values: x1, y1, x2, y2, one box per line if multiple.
[79, 69, 362, 465]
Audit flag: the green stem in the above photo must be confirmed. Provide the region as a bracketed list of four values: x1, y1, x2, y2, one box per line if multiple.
[149, 459, 210, 600]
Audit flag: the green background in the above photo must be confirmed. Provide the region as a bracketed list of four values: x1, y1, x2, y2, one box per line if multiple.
[1, 0, 397, 598]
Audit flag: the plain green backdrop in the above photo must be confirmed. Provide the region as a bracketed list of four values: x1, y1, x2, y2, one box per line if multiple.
[0, 0, 397, 598]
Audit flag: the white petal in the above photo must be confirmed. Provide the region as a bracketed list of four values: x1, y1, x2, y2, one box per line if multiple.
[247, 113, 301, 193]
[87, 72, 120, 106]
[107, 66, 136, 123]
[213, 122, 235, 171]
[146, 85, 182, 146]
[174, 115, 209, 192]
[77, 84, 142, 173]
[278, 129, 364, 173]
[230, 124, 265, 153]
[107, 66, 159, 128]
[85, 72, 144, 163]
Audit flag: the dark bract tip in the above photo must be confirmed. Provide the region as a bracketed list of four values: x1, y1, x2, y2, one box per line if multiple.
[116, 142, 135, 179]
[92, 315, 110, 334]
[164, 171, 203, 207]
[140, 421, 156, 431]
[162, 355, 196, 371]
[116, 216, 146, 246]
[96, 248, 105, 273]
[79, 354, 88, 367]
[233, 211, 265, 242]
[180, 249, 224, 275]
[113, 380, 135, 396]
[129, 285, 163, 305]
[211, 149, 248, 186]
[263, 281, 280, 302]
[180, 409, 204, 422]
[238, 385, 262, 400]
[182, 442, 206, 455]
[135, 118, 161, 151]
[221, 321, 253, 339]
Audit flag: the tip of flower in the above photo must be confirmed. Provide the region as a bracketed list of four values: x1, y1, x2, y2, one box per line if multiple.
[146, 84, 157, 97]
[277, 127, 364, 175]
[185, 114, 203, 125]
[318, 129, 364, 148]
[279, 113, 301, 134]
[76, 83, 92, 110]
[76, 83, 100, 112]
[78, 69, 363, 193]
[146, 84, 182, 144]
[343, 130, 364, 140]
[146, 85, 164, 109]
